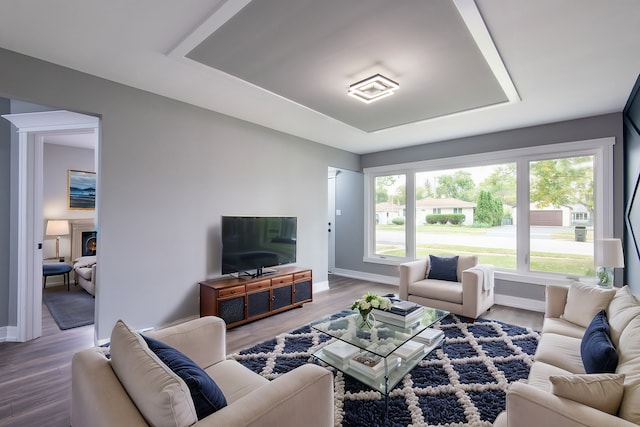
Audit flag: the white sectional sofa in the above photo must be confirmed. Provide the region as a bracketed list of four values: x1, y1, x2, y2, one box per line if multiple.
[71, 316, 334, 427]
[494, 282, 640, 426]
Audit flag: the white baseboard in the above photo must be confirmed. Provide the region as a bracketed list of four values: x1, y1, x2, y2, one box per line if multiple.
[330, 268, 399, 286]
[0, 326, 19, 342]
[330, 269, 546, 312]
[313, 280, 330, 293]
[495, 295, 545, 313]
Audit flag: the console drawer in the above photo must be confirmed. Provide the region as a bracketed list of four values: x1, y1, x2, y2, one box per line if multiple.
[246, 279, 271, 292]
[294, 270, 311, 281]
[272, 274, 293, 285]
[219, 285, 245, 298]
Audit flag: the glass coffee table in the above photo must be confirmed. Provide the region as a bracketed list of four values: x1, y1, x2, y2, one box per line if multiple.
[311, 306, 449, 417]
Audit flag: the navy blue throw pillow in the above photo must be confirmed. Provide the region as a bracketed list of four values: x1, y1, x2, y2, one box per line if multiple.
[580, 310, 618, 374]
[428, 255, 459, 282]
[142, 335, 227, 419]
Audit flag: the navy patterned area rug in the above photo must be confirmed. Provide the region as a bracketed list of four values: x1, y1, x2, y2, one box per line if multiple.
[229, 313, 540, 427]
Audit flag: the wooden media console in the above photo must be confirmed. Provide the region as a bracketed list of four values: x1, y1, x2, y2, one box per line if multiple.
[199, 267, 312, 328]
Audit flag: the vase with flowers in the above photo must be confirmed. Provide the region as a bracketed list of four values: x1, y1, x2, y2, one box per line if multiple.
[351, 292, 392, 330]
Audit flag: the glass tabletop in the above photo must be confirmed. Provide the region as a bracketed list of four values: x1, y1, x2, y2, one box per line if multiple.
[311, 306, 449, 358]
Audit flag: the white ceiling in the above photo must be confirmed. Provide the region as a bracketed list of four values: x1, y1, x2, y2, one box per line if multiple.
[0, 0, 639, 154]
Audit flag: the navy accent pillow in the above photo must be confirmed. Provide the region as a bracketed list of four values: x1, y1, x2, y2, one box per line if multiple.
[580, 310, 618, 374]
[427, 255, 459, 282]
[142, 335, 227, 419]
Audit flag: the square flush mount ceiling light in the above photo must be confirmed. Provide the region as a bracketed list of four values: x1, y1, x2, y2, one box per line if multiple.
[348, 73, 399, 104]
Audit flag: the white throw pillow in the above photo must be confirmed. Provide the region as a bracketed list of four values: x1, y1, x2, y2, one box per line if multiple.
[561, 281, 616, 328]
[550, 373, 625, 415]
[109, 320, 197, 427]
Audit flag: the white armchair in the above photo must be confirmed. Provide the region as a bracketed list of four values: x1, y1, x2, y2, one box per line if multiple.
[73, 255, 96, 296]
[399, 255, 494, 319]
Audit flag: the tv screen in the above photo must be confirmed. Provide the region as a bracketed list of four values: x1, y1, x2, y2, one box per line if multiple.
[221, 216, 297, 276]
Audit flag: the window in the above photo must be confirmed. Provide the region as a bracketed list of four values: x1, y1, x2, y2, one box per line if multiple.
[364, 138, 614, 280]
[373, 174, 406, 258]
[415, 163, 517, 269]
[529, 155, 594, 276]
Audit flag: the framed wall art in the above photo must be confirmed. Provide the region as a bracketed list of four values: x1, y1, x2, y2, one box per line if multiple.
[68, 169, 96, 210]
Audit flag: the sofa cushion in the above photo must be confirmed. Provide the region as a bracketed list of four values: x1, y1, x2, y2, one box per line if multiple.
[541, 317, 585, 339]
[527, 361, 573, 392]
[109, 320, 197, 427]
[607, 285, 640, 347]
[561, 281, 616, 328]
[204, 359, 269, 404]
[549, 373, 625, 415]
[581, 310, 618, 374]
[534, 333, 585, 374]
[616, 315, 640, 424]
[74, 267, 93, 280]
[427, 255, 459, 282]
[143, 335, 227, 419]
[409, 279, 463, 304]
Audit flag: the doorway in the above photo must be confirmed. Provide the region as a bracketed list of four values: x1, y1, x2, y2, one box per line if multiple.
[328, 167, 340, 274]
[2, 110, 99, 342]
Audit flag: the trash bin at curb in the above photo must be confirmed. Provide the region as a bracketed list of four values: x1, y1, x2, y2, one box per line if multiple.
[575, 226, 586, 242]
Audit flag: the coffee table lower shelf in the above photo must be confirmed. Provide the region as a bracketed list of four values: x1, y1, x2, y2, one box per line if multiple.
[312, 338, 444, 418]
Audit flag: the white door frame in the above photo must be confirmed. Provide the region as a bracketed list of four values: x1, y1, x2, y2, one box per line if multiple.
[2, 111, 99, 342]
[328, 168, 340, 274]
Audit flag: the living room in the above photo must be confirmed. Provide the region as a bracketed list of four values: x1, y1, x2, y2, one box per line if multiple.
[1, 1, 640, 426]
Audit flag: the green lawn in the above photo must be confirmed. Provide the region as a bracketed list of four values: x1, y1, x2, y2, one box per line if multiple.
[374, 223, 595, 276]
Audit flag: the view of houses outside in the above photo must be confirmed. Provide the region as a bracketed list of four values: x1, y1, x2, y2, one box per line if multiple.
[374, 155, 595, 276]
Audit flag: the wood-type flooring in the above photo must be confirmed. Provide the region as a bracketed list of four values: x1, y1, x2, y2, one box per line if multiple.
[0, 275, 544, 426]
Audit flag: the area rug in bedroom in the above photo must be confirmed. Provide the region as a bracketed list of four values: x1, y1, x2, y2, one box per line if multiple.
[43, 287, 94, 330]
[229, 313, 540, 427]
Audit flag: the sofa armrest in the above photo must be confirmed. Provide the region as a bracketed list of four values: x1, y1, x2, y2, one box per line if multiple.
[197, 364, 334, 427]
[505, 382, 636, 427]
[72, 347, 148, 427]
[461, 266, 495, 319]
[545, 284, 569, 319]
[90, 264, 97, 285]
[399, 258, 428, 300]
[146, 316, 227, 369]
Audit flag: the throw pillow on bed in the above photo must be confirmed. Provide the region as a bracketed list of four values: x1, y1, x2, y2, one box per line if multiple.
[427, 255, 459, 282]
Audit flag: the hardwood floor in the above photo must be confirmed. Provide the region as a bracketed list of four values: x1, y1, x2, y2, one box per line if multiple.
[0, 276, 543, 427]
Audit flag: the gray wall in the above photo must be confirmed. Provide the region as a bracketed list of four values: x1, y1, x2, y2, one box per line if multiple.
[42, 144, 95, 260]
[0, 47, 359, 340]
[0, 98, 10, 327]
[342, 113, 625, 301]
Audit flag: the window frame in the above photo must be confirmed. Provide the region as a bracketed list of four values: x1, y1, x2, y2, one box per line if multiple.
[363, 138, 615, 281]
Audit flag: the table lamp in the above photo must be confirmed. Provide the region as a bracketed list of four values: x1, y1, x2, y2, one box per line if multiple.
[46, 219, 69, 260]
[595, 238, 624, 288]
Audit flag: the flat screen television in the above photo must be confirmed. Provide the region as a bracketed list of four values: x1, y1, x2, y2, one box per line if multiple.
[221, 216, 297, 277]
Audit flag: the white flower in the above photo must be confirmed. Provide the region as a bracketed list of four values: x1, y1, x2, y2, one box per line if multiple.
[360, 300, 371, 310]
[371, 299, 380, 308]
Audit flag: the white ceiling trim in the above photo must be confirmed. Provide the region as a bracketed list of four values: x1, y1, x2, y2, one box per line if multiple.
[167, 0, 520, 135]
[167, 0, 253, 59]
[453, 0, 520, 104]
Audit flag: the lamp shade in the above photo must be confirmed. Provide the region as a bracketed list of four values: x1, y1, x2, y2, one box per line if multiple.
[46, 219, 69, 236]
[595, 238, 625, 268]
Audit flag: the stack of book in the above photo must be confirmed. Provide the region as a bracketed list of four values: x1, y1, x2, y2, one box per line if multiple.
[392, 340, 425, 361]
[413, 328, 444, 348]
[349, 351, 400, 378]
[322, 340, 360, 365]
[374, 300, 424, 328]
